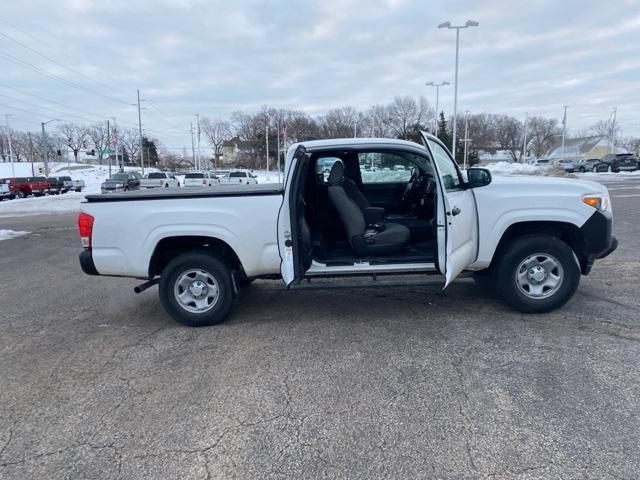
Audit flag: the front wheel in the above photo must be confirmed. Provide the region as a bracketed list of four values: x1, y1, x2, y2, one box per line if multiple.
[494, 235, 580, 313]
[159, 251, 235, 327]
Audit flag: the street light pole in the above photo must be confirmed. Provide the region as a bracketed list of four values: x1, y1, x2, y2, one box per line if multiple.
[4, 114, 14, 177]
[522, 112, 528, 163]
[137, 89, 144, 175]
[463, 110, 470, 170]
[426, 81, 449, 134]
[561, 105, 568, 156]
[438, 20, 479, 157]
[40, 118, 59, 176]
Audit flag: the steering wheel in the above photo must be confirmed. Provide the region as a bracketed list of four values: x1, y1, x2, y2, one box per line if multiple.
[401, 169, 420, 202]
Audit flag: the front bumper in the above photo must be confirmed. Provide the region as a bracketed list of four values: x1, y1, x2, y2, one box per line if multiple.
[101, 187, 124, 194]
[79, 250, 99, 275]
[579, 210, 618, 273]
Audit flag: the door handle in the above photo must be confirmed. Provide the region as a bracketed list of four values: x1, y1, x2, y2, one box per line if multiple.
[451, 206, 461, 216]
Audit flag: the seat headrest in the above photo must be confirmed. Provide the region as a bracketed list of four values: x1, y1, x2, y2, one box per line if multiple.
[327, 161, 345, 185]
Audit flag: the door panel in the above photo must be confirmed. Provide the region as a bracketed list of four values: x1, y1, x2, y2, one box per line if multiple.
[278, 146, 310, 286]
[420, 132, 479, 286]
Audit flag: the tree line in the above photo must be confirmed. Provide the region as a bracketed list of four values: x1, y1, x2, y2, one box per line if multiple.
[2, 95, 638, 170]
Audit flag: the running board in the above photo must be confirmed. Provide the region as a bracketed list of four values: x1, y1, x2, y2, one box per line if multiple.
[305, 260, 438, 277]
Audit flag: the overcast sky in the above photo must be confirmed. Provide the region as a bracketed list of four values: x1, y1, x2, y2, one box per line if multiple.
[1, 0, 639, 150]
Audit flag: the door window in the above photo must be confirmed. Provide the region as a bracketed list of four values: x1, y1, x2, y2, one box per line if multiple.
[358, 152, 414, 184]
[427, 140, 463, 191]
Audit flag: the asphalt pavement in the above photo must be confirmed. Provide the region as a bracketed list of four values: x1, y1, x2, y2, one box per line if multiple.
[0, 175, 639, 479]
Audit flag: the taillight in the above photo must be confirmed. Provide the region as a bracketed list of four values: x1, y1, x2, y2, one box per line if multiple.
[78, 212, 94, 249]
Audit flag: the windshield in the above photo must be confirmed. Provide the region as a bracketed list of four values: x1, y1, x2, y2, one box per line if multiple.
[229, 172, 247, 177]
[185, 173, 204, 178]
[110, 173, 129, 181]
[147, 172, 167, 179]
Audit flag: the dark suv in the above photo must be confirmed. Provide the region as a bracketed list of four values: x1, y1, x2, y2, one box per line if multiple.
[101, 172, 142, 193]
[595, 153, 638, 172]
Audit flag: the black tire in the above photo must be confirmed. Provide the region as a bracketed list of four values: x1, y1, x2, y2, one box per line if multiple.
[494, 234, 580, 313]
[159, 251, 235, 327]
[238, 276, 255, 287]
[16, 191, 25, 199]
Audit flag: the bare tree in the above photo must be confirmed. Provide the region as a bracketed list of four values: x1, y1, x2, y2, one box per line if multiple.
[318, 107, 359, 138]
[200, 117, 232, 160]
[527, 116, 561, 158]
[385, 96, 433, 140]
[492, 114, 523, 161]
[59, 124, 88, 164]
[87, 122, 109, 165]
[121, 128, 141, 166]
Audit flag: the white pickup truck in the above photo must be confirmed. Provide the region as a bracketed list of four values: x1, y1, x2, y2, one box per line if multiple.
[140, 172, 180, 189]
[78, 134, 617, 327]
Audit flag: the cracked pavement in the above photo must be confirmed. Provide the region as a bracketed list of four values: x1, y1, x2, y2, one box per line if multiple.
[0, 176, 639, 479]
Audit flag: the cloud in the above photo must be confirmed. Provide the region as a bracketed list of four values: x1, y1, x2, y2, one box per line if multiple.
[1, 0, 639, 148]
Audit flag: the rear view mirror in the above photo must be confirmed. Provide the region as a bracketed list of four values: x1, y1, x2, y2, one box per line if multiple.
[467, 167, 492, 188]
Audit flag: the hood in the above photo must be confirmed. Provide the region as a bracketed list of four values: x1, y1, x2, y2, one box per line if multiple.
[489, 174, 608, 195]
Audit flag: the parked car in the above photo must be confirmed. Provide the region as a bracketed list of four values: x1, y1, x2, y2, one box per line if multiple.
[46, 177, 64, 195]
[78, 134, 617, 327]
[140, 172, 180, 189]
[183, 172, 218, 187]
[56, 176, 73, 193]
[0, 178, 13, 200]
[101, 172, 142, 194]
[224, 171, 258, 185]
[575, 159, 599, 173]
[553, 159, 576, 173]
[7, 177, 50, 198]
[531, 158, 552, 167]
[594, 153, 638, 173]
[72, 179, 85, 192]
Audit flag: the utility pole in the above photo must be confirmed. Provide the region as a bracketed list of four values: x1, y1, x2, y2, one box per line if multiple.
[610, 107, 617, 154]
[463, 111, 470, 170]
[28, 131, 35, 176]
[40, 122, 48, 176]
[190, 122, 196, 169]
[137, 89, 144, 175]
[106, 119, 111, 177]
[522, 112, 528, 163]
[561, 105, 568, 157]
[195, 114, 201, 170]
[354, 121, 357, 138]
[276, 120, 280, 180]
[5, 114, 14, 177]
[265, 121, 270, 171]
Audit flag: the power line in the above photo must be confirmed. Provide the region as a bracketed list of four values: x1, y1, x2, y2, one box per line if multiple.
[0, 30, 133, 102]
[0, 17, 133, 98]
[0, 48, 131, 105]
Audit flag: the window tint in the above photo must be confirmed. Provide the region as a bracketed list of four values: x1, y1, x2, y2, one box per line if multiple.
[427, 139, 462, 191]
[358, 152, 414, 184]
[229, 171, 247, 178]
[185, 173, 204, 178]
[110, 173, 129, 181]
[147, 172, 166, 179]
[315, 157, 342, 184]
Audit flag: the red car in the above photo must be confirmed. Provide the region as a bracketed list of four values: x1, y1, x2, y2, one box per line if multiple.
[7, 176, 50, 198]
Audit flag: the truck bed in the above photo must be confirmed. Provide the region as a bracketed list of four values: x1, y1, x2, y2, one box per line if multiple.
[85, 183, 284, 203]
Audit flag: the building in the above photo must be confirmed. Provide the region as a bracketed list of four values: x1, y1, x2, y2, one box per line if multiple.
[221, 137, 261, 166]
[546, 136, 612, 160]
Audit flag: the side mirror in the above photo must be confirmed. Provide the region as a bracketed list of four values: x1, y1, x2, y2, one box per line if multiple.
[467, 167, 492, 188]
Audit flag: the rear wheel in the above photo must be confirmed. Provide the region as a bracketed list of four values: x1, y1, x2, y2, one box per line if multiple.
[494, 235, 580, 313]
[159, 251, 235, 327]
[16, 191, 25, 199]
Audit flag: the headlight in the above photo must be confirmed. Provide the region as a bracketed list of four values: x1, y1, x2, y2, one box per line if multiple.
[583, 193, 611, 212]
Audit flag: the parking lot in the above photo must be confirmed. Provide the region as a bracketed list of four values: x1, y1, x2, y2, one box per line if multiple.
[1, 174, 639, 479]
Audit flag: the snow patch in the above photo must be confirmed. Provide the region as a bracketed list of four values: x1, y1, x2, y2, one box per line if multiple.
[0, 229, 29, 241]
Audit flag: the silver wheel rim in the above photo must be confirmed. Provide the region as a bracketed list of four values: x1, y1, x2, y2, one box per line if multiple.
[174, 269, 220, 313]
[515, 253, 564, 299]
